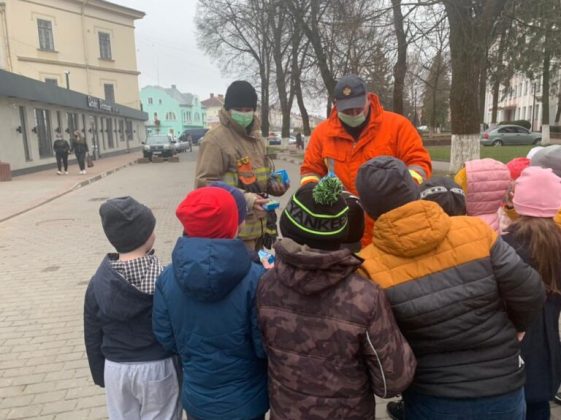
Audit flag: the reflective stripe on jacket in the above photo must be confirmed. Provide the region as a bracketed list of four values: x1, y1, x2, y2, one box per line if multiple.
[195, 108, 271, 241]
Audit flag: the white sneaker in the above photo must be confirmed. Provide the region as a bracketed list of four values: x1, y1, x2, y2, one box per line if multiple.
[83, 170, 87, 174]
[64, 171, 68, 175]
[57, 171, 62, 175]
[79, 170, 84, 175]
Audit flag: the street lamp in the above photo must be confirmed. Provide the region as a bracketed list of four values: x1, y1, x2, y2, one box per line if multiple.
[64, 71, 70, 90]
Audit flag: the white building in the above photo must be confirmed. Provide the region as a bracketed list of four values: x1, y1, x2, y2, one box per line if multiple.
[483, 70, 561, 131]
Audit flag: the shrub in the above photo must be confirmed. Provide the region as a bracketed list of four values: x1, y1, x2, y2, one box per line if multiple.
[498, 120, 531, 129]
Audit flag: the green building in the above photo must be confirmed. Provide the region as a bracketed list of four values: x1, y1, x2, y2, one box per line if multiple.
[140, 85, 206, 137]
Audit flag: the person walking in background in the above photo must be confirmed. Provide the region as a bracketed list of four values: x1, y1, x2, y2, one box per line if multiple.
[258, 177, 416, 419]
[502, 167, 561, 420]
[71, 129, 89, 175]
[300, 74, 431, 247]
[53, 132, 70, 175]
[153, 187, 269, 420]
[357, 157, 544, 420]
[84, 197, 181, 420]
[295, 131, 304, 150]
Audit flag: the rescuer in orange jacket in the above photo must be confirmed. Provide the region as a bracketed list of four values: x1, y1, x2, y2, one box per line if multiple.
[300, 74, 432, 247]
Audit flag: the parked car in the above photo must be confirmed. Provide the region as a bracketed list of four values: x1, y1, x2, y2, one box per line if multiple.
[267, 136, 282, 146]
[480, 125, 542, 146]
[179, 128, 209, 145]
[174, 136, 192, 153]
[143, 135, 177, 160]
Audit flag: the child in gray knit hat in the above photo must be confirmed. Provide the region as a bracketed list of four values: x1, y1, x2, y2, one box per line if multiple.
[84, 196, 181, 419]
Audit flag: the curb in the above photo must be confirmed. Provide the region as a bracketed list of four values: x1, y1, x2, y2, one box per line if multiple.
[0, 159, 138, 224]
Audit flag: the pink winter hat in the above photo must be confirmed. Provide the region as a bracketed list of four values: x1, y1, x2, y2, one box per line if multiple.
[506, 157, 530, 180]
[513, 167, 561, 218]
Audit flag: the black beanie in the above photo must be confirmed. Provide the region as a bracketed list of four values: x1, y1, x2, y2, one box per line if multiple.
[356, 156, 420, 219]
[280, 179, 349, 250]
[224, 81, 258, 111]
[99, 196, 156, 253]
[419, 177, 466, 216]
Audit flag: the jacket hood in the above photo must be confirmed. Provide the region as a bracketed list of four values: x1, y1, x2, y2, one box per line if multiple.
[219, 107, 262, 140]
[172, 236, 252, 302]
[373, 200, 451, 257]
[325, 93, 384, 141]
[92, 256, 155, 321]
[273, 238, 363, 295]
[465, 159, 511, 216]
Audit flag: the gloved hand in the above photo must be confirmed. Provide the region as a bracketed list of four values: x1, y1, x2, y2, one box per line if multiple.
[262, 211, 278, 249]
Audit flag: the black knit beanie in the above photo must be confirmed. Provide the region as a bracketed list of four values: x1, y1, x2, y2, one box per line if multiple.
[356, 156, 420, 219]
[280, 178, 349, 250]
[99, 196, 156, 253]
[419, 177, 466, 216]
[224, 81, 258, 111]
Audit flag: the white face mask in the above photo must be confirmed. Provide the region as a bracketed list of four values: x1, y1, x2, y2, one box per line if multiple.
[338, 111, 366, 127]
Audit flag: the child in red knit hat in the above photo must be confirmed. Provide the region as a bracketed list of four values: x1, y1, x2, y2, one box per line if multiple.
[153, 187, 269, 420]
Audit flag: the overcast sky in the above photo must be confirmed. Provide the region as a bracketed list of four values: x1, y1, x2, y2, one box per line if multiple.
[112, 0, 231, 100]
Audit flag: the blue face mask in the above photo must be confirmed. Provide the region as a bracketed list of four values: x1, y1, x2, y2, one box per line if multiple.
[338, 111, 366, 127]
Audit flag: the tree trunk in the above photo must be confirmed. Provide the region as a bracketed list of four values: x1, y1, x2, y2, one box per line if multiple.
[445, 3, 484, 172]
[259, 61, 270, 137]
[541, 42, 551, 145]
[391, 0, 407, 114]
[294, 77, 311, 135]
[555, 89, 561, 123]
[479, 58, 488, 127]
[491, 79, 500, 127]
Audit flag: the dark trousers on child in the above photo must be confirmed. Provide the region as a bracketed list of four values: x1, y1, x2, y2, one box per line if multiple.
[526, 401, 550, 420]
[56, 153, 68, 171]
[76, 152, 86, 171]
[403, 388, 526, 420]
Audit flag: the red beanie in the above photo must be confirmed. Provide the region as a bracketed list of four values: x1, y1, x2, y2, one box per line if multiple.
[176, 187, 238, 239]
[506, 157, 530, 180]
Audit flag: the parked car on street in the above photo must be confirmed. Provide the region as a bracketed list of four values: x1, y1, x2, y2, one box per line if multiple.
[480, 125, 542, 146]
[267, 135, 282, 146]
[143, 135, 177, 160]
[179, 128, 209, 145]
[174, 137, 192, 153]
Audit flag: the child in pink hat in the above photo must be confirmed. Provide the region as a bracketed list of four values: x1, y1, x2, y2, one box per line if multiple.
[503, 166, 561, 420]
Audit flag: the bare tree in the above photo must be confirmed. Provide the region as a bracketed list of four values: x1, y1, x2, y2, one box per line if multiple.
[196, 0, 273, 136]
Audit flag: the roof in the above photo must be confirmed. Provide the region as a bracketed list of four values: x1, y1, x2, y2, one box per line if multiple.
[0, 69, 147, 121]
[201, 96, 224, 108]
[143, 85, 201, 107]
[87, 0, 145, 19]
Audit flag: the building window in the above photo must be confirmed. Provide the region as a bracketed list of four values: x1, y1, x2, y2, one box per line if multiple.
[104, 84, 115, 103]
[126, 121, 133, 141]
[37, 19, 55, 51]
[35, 108, 53, 158]
[165, 112, 176, 121]
[148, 97, 153, 105]
[67, 112, 78, 134]
[45, 78, 58, 86]
[106, 118, 114, 148]
[158, 99, 162, 105]
[194, 113, 200, 122]
[99, 32, 112, 60]
[19, 106, 32, 161]
[186, 111, 192, 122]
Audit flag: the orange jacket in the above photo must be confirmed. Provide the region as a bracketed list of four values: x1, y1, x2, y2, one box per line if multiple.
[301, 93, 432, 246]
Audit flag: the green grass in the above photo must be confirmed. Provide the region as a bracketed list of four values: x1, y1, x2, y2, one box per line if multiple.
[428, 145, 534, 163]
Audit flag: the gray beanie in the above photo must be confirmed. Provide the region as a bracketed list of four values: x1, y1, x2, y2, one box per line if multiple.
[99, 197, 156, 253]
[356, 156, 420, 219]
[530, 145, 561, 177]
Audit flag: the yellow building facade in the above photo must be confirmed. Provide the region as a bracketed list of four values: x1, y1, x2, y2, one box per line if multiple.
[0, 0, 144, 109]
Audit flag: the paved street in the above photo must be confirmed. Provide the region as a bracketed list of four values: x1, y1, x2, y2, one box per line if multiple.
[0, 150, 396, 419]
[2, 148, 559, 419]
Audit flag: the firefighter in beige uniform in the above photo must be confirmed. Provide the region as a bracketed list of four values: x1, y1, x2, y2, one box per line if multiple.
[195, 80, 288, 251]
